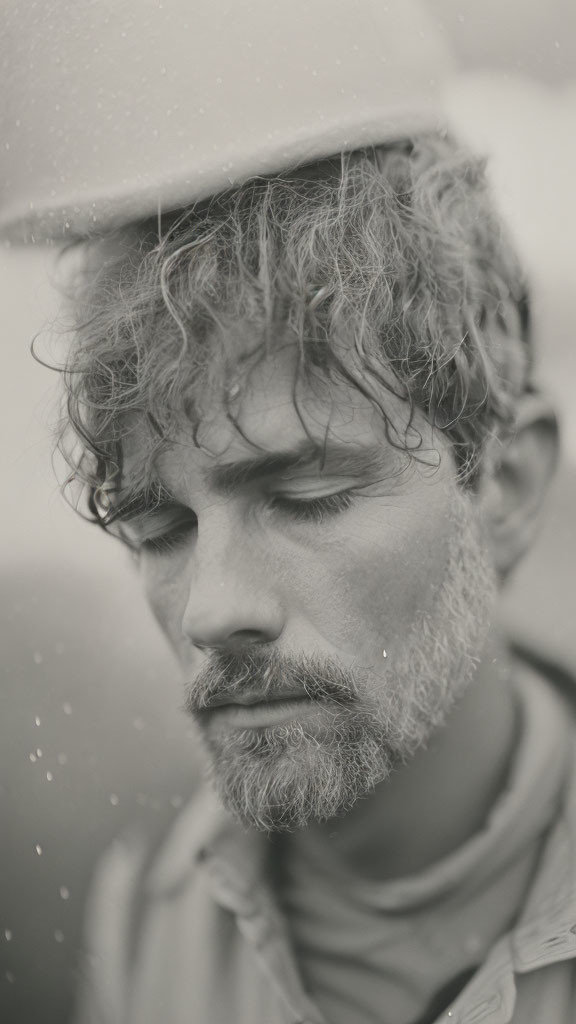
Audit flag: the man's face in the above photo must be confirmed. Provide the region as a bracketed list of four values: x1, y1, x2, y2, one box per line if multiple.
[116, 346, 498, 831]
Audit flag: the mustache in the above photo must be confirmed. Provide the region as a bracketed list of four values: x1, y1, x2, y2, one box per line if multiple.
[184, 647, 362, 715]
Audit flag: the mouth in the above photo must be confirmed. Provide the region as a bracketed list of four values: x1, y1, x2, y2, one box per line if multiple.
[211, 689, 307, 708]
[197, 694, 323, 729]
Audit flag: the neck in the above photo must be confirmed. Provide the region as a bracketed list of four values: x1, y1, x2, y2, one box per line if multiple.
[290, 629, 519, 882]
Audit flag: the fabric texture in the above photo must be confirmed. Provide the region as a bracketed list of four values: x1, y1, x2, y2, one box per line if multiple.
[74, 647, 576, 1024]
[0, 0, 452, 243]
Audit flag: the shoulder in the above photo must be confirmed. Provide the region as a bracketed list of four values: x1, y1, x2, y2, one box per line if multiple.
[74, 790, 217, 1023]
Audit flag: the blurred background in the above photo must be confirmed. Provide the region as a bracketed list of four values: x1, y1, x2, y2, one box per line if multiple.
[1, 1, 575, 1021]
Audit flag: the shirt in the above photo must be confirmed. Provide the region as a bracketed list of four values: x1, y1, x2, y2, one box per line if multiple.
[74, 646, 576, 1024]
[276, 659, 570, 1024]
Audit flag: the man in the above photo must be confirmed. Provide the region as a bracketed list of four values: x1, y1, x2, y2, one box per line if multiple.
[2, 2, 574, 1023]
[58, 131, 575, 1024]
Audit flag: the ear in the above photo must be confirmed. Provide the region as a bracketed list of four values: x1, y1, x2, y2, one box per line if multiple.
[480, 392, 560, 577]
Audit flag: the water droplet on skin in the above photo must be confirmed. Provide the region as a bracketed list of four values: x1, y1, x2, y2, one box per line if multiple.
[54, 930, 64, 943]
[59, 887, 70, 900]
[5, 930, 12, 941]
[109, 794, 119, 806]
[62, 703, 72, 715]
[35, 845, 42, 855]
[35, 716, 41, 727]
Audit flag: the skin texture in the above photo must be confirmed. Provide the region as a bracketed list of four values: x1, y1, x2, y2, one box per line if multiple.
[113, 343, 543, 878]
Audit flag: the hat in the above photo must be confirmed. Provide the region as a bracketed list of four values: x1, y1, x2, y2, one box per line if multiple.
[0, 0, 454, 243]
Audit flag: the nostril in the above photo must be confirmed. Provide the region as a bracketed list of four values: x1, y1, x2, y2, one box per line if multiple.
[228, 630, 271, 647]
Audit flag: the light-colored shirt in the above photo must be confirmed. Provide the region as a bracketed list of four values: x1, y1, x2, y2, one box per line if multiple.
[276, 661, 570, 1024]
[75, 649, 576, 1024]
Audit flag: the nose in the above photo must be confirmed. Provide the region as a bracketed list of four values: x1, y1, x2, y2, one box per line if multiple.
[180, 513, 284, 651]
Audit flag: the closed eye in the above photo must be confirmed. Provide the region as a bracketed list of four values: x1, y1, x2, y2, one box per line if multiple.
[267, 491, 355, 523]
[115, 508, 197, 556]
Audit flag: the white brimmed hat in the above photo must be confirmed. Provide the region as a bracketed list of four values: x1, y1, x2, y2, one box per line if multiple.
[0, 0, 454, 243]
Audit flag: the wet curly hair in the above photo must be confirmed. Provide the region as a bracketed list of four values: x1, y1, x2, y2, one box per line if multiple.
[55, 133, 532, 522]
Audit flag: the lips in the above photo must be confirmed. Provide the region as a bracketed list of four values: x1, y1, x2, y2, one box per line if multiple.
[208, 690, 307, 710]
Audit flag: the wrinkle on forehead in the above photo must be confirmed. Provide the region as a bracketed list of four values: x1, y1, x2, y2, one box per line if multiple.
[119, 343, 447, 498]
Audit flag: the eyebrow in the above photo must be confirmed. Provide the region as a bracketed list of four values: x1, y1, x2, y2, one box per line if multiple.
[206, 439, 395, 494]
[95, 482, 177, 526]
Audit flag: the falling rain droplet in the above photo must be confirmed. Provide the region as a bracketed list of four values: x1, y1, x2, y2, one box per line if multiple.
[36, 748, 42, 758]
[57, 753, 68, 766]
[54, 930, 64, 943]
[5, 930, 12, 941]
[59, 886, 70, 900]
[46, 772, 53, 782]
[62, 702, 72, 715]
[29, 754, 37, 763]
[109, 793, 119, 806]
[5, 971, 15, 983]
[34, 652, 44, 665]
[382, 650, 387, 659]
[35, 716, 41, 727]
[35, 844, 42, 856]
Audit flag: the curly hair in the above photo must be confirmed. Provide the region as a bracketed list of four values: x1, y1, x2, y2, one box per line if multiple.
[55, 133, 532, 522]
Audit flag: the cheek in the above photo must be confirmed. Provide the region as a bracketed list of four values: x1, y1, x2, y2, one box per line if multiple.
[139, 558, 188, 646]
[287, 501, 454, 654]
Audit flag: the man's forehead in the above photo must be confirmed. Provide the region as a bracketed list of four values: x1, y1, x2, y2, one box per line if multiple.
[119, 344, 447, 495]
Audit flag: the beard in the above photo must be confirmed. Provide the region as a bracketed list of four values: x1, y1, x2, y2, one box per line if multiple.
[184, 491, 497, 833]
